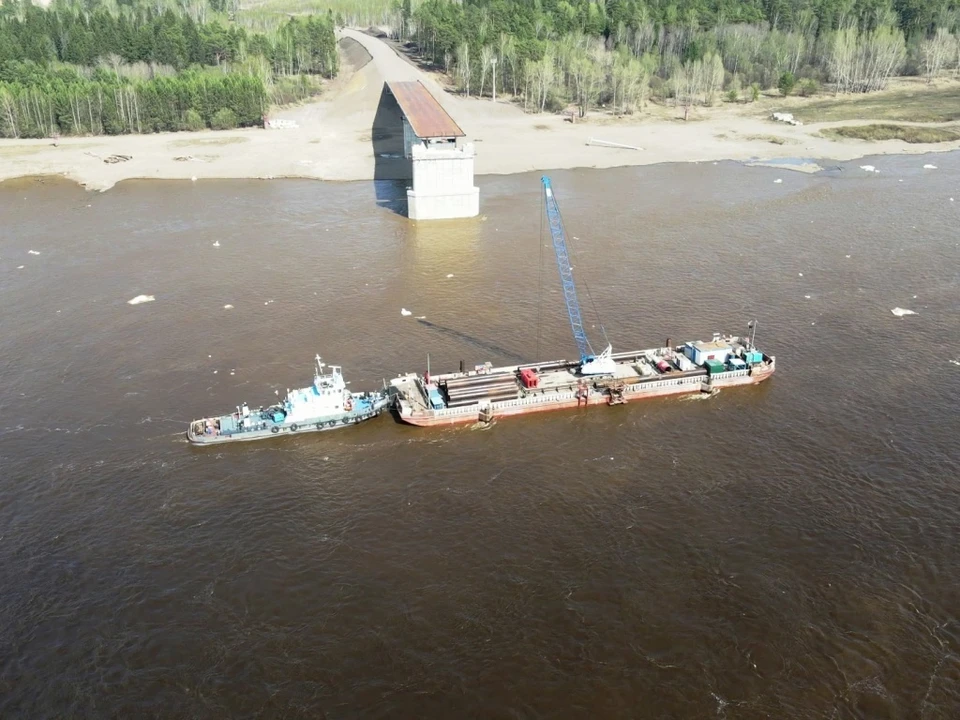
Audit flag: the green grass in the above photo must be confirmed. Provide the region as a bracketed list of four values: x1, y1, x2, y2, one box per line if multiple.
[822, 124, 960, 143]
[791, 83, 960, 124]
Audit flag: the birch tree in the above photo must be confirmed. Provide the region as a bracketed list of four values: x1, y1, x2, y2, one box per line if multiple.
[828, 25, 905, 93]
[478, 44, 493, 98]
[456, 42, 471, 97]
[920, 28, 952, 83]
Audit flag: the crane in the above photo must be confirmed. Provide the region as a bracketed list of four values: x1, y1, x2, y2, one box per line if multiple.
[541, 176, 616, 376]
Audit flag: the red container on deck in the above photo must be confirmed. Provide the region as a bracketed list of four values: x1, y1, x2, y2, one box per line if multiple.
[656, 360, 672, 373]
[519, 368, 540, 388]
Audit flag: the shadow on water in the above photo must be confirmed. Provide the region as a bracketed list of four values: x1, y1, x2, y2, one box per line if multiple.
[372, 84, 411, 216]
[416, 319, 528, 364]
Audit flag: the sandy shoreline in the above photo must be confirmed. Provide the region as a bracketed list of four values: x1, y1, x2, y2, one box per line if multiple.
[2, 28, 959, 192]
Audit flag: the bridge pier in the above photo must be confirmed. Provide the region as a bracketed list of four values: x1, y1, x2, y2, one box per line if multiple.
[386, 81, 479, 221]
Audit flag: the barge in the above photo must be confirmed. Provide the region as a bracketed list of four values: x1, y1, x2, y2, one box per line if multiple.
[390, 335, 775, 427]
[187, 355, 391, 445]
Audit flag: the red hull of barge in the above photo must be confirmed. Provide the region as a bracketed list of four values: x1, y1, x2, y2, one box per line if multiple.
[396, 365, 774, 428]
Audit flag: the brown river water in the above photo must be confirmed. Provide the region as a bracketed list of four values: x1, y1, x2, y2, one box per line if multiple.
[1, 155, 959, 718]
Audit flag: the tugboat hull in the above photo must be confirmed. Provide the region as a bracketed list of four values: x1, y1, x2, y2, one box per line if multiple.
[187, 400, 391, 445]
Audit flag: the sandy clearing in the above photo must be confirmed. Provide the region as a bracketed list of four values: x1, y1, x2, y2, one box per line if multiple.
[2, 28, 959, 192]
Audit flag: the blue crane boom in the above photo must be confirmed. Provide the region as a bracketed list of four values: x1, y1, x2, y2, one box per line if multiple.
[541, 176, 616, 375]
[541, 176, 594, 364]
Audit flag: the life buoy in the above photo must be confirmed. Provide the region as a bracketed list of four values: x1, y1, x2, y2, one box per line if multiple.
[315, 422, 323, 430]
[341, 418, 350, 425]
[290, 424, 299, 432]
[327, 420, 336, 427]
[271, 426, 279, 434]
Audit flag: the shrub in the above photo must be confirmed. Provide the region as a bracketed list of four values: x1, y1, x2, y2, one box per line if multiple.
[183, 108, 205, 131]
[726, 74, 741, 103]
[799, 78, 819, 97]
[778, 71, 796, 97]
[210, 108, 238, 130]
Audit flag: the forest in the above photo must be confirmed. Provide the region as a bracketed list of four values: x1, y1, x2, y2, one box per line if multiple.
[402, 0, 960, 116]
[2, 0, 959, 138]
[0, 0, 337, 138]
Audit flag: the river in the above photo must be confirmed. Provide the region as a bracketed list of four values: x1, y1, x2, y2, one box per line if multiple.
[1, 155, 958, 718]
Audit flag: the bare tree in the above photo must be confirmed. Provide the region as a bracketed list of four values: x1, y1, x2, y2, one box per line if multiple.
[828, 25, 905, 93]
[498, 33, 518, 96]
[478, 45, 493, 98]
[523, 59, 537, 112]
[0, 88, 18, 138]
[537, 50, 555, 112]
[456, 42, 471, 97]
[920, 28, 952, 83]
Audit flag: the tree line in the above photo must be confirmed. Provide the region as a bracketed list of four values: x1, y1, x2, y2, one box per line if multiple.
[0, 61, 266, 138]
[0, 1, 338, 138]
[404, 0, 960, 117]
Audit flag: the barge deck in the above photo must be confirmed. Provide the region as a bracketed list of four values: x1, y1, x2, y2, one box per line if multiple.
[390, 334, 775, 427]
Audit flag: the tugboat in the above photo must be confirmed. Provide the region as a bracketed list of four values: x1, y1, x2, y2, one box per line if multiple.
[187, 355, 390, 445]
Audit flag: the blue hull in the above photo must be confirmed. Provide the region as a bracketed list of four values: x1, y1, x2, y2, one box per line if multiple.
[187, 395, 392, 445]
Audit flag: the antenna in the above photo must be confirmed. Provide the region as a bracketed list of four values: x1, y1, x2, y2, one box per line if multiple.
[748, 320, 758, 349]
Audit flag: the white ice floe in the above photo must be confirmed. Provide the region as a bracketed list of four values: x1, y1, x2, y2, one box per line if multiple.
[17, 265, 25, 269]
[860, 165, 878, 173]
[891, 307, 916, 317]
[28, 250, 40, 255]
[446, 274, 455, 278]
[950, 359, 960, 366]
[191, 176, 197, 182]
[923, 164, 937, 169]
[213, 240, 220, 247]
[223, 304, 234, 310]
[400, 308, 412, 316]
[774, 178, 783, 184]
[414, 315, 426, 320]
[127, 294, 155, 305]
[845, 254, 851, 258]
[798, 272, 803, 277]
[804, 295, 811, 299]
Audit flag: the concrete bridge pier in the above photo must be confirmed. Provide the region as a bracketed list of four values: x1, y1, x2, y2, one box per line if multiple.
[387, 81, 479, 221]
[407, 141, 479, 221]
